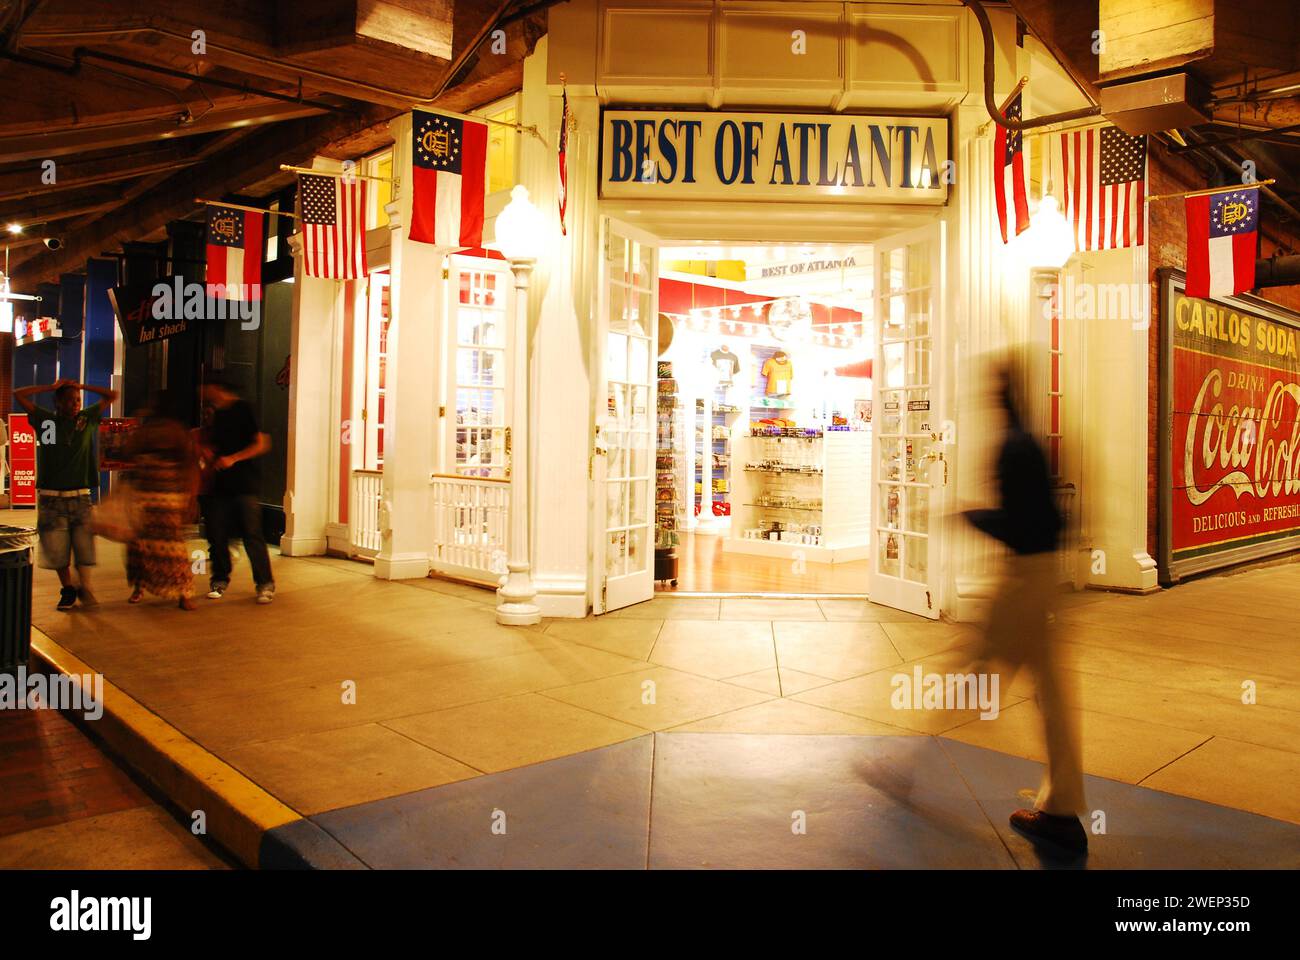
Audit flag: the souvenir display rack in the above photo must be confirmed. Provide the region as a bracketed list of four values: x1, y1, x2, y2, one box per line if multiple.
[725, 425, 872, 562]
[655, 363, 684, 584]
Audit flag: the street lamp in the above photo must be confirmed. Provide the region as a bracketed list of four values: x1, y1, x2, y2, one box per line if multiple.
[493, 185, 544, 626]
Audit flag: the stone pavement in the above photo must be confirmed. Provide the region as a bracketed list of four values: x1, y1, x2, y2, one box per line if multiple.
[6, 510, 1300, 868]
[0, 693, 231, 869]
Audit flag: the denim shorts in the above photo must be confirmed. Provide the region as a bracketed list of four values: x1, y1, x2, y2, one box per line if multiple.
[37, 494, 97, 569]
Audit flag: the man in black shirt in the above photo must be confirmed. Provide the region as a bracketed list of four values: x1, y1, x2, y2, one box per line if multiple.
[200, 380, 275, 603]
[964, 362, 1085, 859]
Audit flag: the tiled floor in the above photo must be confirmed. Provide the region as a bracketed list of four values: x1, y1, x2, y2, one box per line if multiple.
[7, 508, 1300, 867]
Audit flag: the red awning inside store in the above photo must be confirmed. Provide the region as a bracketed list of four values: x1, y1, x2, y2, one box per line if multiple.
[834, 358, 872, 378]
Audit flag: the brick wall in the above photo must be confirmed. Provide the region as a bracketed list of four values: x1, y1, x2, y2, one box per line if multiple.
[1146, 141, 1300, 561]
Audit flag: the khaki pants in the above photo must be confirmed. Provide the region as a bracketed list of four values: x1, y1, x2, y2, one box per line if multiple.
[978, 551, 1084, 817]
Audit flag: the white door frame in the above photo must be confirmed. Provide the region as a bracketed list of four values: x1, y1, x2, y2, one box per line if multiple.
[870, 220, 947, 619]
[591, 216, 661, 614]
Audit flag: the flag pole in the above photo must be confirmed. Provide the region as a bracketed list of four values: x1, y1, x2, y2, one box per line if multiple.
[279, 164, 397, 184]
[1146, 180, 1276, 203]
[978, 78, 1029, 136]
[196, 198, 301, 219]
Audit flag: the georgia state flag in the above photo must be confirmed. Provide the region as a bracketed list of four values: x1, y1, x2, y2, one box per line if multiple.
[1186, 187, 1258, 298]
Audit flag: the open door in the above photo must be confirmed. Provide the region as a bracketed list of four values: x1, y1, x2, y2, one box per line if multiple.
[592, 219, 659, 613]
[871, 222, 946, 619]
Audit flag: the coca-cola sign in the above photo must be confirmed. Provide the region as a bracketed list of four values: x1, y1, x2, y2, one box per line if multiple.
[1159, 269, 1300, 581]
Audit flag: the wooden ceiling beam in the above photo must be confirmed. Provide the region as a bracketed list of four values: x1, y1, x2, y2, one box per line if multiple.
[10, 103, 399, 284]
[0, 100, 329, 162]
[16, 0, 458, 105]
[0, 146, 200, 202]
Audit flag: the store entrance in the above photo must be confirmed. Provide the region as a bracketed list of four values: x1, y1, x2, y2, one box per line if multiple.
[653, 242, 876, 596]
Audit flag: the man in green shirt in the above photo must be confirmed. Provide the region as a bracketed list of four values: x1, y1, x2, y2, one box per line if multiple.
[15, 378, 119, 610]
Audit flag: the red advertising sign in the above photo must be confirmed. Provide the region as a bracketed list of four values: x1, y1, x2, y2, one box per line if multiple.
[1160, 270, 1300, 581]
[99, 417, 140, 471]
[6, 414, 36, 507]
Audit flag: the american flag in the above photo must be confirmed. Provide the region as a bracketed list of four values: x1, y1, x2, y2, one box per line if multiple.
[205, 205, 263, 301]
[1050, 125, 1147, 250]
[300, 173, 368, 279]
[994, 93, 1029, 244]
[410, 110, 487, 249]
[557, 89, 570, 236]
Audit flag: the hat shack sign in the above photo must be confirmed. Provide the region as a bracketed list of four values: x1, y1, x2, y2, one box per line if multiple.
[601, 110, 949, 204]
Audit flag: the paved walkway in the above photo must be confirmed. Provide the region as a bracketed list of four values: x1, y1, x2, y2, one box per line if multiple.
[0, 694, 231, 869]
[6, 510, 1300, 867]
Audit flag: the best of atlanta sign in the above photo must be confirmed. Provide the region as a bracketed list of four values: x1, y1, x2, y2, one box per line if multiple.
[601, 110, 949, 204]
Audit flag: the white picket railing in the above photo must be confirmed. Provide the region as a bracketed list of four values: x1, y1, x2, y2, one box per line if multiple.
[349, 469, 384, 556]
[430, 474, 509, 583]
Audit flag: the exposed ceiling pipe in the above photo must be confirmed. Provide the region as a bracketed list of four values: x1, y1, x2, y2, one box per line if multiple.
[1170, 122, 1300, 153]
[964, 0, 1102, 131]
[1254, 255, 1300, 288]
[428, 0, 523, 103]
[1183, 128, 1300, 224]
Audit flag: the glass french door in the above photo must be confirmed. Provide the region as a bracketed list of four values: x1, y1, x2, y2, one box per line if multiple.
[593, 220, 658, 614]
[445, 255, 511, 479]
[871, 222, 945, 618]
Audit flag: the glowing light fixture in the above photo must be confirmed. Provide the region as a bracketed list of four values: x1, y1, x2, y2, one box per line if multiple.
[1021, 195, 1075, 269]
[494, 185, 546, 263]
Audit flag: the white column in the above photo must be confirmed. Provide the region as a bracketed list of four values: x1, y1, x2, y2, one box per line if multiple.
[1076, 245, 1159, 593]
[496, 259, 541, 624]
[281, 232, 339, 556]
[374, 115, 440, 580]
[514, 35, 595, 618]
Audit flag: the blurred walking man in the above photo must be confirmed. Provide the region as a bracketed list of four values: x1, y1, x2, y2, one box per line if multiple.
[964, 362, 1086, 858]
[200, 380, 275, 604]
[14, 378, 119, 611]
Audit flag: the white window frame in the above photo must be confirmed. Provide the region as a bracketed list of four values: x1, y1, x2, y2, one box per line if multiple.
[443, 255, 512, 479]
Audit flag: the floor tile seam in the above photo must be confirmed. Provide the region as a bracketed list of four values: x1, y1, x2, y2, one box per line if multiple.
[645, 733, 657, 870]
[875, 622, 909, 663]
[718, 664, 840, 688]
[1051, 666, 1300, 713]
[805, 692, 1031, 736]
[770, 620, 783, 698]
[1055, 636, 1300, 681]
[932, 736, 1022, 870]
[385, 721, 652, 781]
[214, 673, 664, 744]
[1057, 643, 1300, 683]
[529, 690, 660, 734]
[946, 728, 1300, 827]
[941, 694, 1257, 746]
[373, 720, 493, 777]
[1056, 616, 1299, 649]
[644, 618, 669, 664]
[1133, 734, 1218, 788]
[936, 731, 1207, 802]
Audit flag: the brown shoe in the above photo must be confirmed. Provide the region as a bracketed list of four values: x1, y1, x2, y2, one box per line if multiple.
[1009, 809, 1088, 858]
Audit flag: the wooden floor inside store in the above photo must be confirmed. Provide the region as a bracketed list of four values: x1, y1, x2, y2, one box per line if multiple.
[658, 531, 872, 594]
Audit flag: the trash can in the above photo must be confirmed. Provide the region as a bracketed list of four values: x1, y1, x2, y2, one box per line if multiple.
[0, 526, 36, 675]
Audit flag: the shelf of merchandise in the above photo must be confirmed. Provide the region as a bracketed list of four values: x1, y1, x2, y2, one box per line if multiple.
[655, 377, 686, 557]
[691, 384, 740, 534]
[725, 429, 872, 562]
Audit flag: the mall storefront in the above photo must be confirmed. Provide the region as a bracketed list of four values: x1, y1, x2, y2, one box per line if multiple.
[282, 0, 1160, 621]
